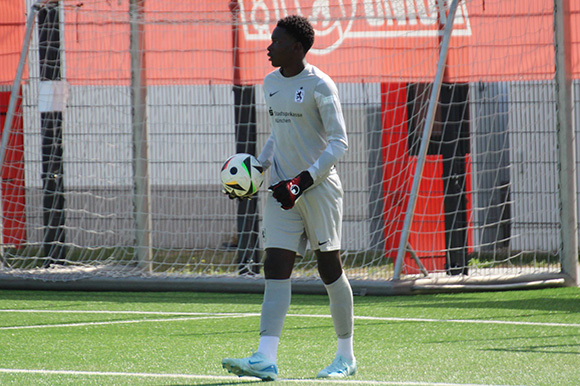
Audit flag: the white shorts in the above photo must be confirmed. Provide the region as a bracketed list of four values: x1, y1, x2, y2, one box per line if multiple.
[262, 173, 343, 256]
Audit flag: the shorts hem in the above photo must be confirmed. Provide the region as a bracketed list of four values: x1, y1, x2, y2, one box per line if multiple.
[263, 243, 301, 254]
[315, 245, 341, 253]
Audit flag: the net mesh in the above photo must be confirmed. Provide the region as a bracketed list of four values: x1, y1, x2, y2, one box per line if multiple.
[0, 0, 574, 284]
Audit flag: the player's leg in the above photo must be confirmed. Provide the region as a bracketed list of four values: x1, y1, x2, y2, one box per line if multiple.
[316, 250, 356, 378]
[223, 194, 304, 381]
[298, 175, 355, 378]
[257, 248, 296, 361]
[222, 248, 296, 381]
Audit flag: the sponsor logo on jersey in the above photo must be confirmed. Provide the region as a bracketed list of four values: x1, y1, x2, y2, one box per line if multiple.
[268, 108, 304, 123]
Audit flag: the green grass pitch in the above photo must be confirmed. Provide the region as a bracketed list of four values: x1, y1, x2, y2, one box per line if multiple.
[0, 287, 578, 385]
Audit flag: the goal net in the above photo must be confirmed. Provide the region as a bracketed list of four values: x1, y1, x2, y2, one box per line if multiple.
[0, 0, 577, 292]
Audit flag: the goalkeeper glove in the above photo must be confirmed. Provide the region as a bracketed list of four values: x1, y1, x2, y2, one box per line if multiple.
[269, 171, 314, 210]
[222, 189, 253, 201]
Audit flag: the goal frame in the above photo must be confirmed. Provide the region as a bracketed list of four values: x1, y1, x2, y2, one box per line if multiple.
[0, 0, 577, 294]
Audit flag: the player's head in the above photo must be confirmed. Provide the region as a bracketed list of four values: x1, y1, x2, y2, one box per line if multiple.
[276, 15, 315, 54]
[268, 15, 314, 71]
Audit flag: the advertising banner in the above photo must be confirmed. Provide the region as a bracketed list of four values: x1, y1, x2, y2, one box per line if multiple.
[1, 1, 578, 85]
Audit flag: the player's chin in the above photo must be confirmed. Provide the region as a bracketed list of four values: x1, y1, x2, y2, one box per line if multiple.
[268, 57, 280, 67]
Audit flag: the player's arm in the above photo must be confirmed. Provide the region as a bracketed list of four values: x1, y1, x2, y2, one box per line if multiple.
[307, 78, 348, 181]
[257, 134, 274, 170]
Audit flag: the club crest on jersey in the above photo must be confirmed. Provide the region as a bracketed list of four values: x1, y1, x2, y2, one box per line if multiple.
[295, 87, 304, 103]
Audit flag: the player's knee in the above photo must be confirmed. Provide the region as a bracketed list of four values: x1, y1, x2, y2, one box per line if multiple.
[264, 248, 296, 279]
[316, 250, 343, 284]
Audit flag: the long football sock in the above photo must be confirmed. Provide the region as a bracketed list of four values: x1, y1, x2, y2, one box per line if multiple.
[324, 272, 355, 361]
[258, 278, 291, 362]
[337, 336, 354, 362]
[257, 335, 280, 363]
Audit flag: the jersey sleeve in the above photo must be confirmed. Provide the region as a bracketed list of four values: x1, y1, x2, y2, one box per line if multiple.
[307, 78, 348, 181]
[257, 134, 274, 170]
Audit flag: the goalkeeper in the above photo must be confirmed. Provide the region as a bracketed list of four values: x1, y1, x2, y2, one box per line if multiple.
[222, 15, 355, 381]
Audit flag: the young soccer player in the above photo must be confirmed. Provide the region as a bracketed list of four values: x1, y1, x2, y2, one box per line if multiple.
[222, 15, 355, 381]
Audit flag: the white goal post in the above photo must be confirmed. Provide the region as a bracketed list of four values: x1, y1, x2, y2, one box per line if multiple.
[0, 0, 577, 294]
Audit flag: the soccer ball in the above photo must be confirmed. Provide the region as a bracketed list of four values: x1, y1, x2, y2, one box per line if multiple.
[221, 153, 264, 198]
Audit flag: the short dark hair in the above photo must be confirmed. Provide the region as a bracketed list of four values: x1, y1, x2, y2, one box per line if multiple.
[277, 15, 315, 53]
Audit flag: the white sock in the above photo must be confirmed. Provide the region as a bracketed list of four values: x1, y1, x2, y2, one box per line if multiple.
[337, 336, 355, 362]
[257, 335, 280, 362]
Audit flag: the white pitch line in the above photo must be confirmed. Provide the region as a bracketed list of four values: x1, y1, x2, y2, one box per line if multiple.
[0, 368, 528, 386]
[0, 309, 579, 330]
[1, 369, 234, 382]
[0, 309, 257, 316]
[0, 314, 257, 331]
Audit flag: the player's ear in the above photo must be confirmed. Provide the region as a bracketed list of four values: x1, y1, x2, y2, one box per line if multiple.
[294, 41, 305, 55]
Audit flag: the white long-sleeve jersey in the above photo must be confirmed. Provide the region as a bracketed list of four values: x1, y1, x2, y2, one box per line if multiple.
[257, 64, 348, 186]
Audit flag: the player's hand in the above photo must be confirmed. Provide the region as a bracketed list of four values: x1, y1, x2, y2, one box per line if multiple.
[268, 171, 313, 210]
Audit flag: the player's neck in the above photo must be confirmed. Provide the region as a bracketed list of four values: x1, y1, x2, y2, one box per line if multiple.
[280, 59, 307, 78]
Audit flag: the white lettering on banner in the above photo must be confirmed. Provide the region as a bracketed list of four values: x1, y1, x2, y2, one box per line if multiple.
[238, 0, 471, 55]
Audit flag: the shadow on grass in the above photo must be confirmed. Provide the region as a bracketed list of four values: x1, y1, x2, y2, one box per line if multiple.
[0, 290, 266, 306]
[355, 287, 580, 314]
[483, 342, 580, 355]
[169, 381, 262, 386]
[0, 287, 578, 314]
